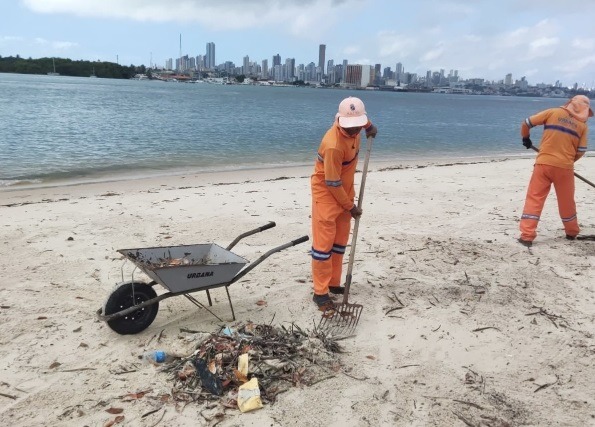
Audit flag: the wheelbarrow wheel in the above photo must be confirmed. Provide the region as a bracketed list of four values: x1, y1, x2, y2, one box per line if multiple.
[103, 282, 159, 335]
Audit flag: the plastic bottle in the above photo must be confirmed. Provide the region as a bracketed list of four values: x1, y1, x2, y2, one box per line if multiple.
[141, 350, 176, 365]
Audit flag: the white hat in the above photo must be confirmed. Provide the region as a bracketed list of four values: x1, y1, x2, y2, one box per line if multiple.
[337, 97, 368, 128]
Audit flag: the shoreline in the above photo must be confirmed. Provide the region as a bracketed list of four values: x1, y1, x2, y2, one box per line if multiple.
[0, 152, 538, 193]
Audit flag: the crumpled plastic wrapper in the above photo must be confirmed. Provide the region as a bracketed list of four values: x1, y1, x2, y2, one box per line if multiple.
[237, 378, 263, 413]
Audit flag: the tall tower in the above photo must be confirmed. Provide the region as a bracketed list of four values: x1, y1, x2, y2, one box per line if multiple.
[273, 54, 281, 67]
[318, 44, 326, 75]
[206, 42, 216, 69]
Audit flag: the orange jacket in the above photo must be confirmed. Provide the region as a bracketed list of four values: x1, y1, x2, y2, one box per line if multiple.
[311, 121, 370, 210]
[521, 107, 588, 169]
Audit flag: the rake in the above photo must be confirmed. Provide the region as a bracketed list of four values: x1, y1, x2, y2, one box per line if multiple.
[317, 135, 374, 338]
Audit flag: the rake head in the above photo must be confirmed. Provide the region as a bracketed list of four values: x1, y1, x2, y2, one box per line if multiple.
[316, 302, 363, 339]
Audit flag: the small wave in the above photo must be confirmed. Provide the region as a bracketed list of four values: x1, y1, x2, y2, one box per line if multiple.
[0, 179, 43, 187]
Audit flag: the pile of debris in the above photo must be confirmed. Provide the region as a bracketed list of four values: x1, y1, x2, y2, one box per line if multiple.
[159, 322, 342, 411]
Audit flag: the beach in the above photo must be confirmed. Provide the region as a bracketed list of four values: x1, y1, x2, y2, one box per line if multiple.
[1, 156, 594, 426]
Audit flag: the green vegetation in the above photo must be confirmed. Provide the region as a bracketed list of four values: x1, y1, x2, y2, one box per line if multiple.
[0, 55, 146, 79]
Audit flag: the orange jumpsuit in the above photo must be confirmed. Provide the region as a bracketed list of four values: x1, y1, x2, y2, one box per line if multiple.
[520, 107, 588, 241]
[311, 121, 369, 296]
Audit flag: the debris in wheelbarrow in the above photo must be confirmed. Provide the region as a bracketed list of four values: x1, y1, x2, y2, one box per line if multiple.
[96, 222, 309, 335]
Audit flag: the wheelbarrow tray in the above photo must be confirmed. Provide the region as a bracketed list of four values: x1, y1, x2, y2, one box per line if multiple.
[118, 243, 249, 294]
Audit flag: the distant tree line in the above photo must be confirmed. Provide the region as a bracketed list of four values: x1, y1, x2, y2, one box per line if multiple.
[0, 55, 147, 79]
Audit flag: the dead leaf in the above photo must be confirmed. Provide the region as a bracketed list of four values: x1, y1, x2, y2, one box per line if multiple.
[233, 368, 248, 383]
[106, 407, 124, 414]
[73, 326, 82, 332]
[49, 361, 61, 369]
[256, 300, 267, 306]
[122, 389, 151, 400]
[366, 355, 376, 360]
[79, 342, 88, 348]
[37, 316, 48, 320]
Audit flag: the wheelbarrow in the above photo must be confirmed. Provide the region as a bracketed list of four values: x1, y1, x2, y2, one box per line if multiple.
[96, 222, 308, 334]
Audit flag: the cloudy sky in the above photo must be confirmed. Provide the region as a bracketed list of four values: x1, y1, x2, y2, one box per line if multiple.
[1, 0, 594, 87]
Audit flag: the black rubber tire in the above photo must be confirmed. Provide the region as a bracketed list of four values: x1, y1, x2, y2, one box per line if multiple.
[103, 282, 159, 335]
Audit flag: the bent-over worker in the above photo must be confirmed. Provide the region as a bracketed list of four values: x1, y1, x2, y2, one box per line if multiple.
[518, 95, 592, 247]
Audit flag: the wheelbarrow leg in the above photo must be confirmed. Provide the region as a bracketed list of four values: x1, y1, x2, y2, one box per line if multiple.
[225, 286, 236, 321]
[183, 294, 224, 322]
[206, 289, 213, 306]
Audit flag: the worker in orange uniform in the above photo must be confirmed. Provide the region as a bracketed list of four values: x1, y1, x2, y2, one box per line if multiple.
[310, 97, 377, 310]
[518, 95, 593, 247]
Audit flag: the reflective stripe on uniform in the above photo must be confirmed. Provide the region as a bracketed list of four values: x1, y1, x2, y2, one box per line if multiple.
[311, 247, 331, 261]
[525, 118, 534, 128]
[543, 124, 580, 139]
[332, 243, 346, 254]
[521, 213, 540, 220]
[578, 146, 588, 152]
[561, 214, 577, 222]
[325, 179, 342, 187]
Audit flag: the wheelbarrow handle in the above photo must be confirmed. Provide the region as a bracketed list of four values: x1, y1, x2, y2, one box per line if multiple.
[226, 221, 277, 250]
[292, 235, 309, 246]
[259, 221, 276, 232]
[229, 235, 309, 284]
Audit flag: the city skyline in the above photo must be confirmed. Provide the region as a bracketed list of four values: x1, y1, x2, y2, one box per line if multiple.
[1, 0, 594, 87]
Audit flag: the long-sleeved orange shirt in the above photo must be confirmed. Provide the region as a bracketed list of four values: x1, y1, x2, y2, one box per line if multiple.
[521, 107, 588, 169]
[311, 122, 369, 210]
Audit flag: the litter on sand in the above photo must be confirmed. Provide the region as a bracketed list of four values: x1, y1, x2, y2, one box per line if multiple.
[155, 322, 343, 412]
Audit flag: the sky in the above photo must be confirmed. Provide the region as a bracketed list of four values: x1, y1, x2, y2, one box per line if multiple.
[1, 0, 594, 87]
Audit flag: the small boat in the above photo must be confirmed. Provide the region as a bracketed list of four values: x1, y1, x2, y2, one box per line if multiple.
[47, 58, 60, 76]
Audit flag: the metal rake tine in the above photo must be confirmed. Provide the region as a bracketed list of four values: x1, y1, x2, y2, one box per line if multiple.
[317, 303, 363, 338]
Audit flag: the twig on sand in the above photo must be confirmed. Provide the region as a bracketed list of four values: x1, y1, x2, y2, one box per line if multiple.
[385, 306, 404, 315]
[141, 408, 162, 418]
[452, 399, 484, 410]
[471, 327, 501, 333]
[534, 376, 559, 393]
[452, 410, 476, 427]
[147, 409, 166, 427]
[0, 392, 17, 400]
[525, 307, 564, 329]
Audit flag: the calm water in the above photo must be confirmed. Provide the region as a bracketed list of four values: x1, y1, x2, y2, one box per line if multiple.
[0, 73, 565, 187]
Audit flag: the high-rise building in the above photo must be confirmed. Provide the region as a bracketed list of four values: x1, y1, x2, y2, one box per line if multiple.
[206, 42, 216, 69]
[285, 58, 295, 80]
[342, 59, 348, 83]
[318, 44, 326, 75]
[262, 59, 268, 79]
[505, 73, 512, 86]
[374, 64, 382, 85]
[345, 64, 363, 87]
[243, 55, 250, 75]
[273, 54, 281, 67]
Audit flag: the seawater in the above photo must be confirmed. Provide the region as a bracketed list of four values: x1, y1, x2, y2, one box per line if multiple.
[0, 73, 564, 187]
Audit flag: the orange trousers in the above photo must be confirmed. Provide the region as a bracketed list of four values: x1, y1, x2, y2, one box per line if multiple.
[520, 164, 579, 241]
[311, 199, 352, 296]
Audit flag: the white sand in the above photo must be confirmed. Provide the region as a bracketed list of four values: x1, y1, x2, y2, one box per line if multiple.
[1, 156, 594, 426]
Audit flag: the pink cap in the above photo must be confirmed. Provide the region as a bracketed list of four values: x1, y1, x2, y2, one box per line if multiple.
[337, 97, 368, 128]
[562, 95, 593, 122]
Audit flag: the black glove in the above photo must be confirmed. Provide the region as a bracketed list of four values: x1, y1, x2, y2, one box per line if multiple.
[522, 137, 532, 149]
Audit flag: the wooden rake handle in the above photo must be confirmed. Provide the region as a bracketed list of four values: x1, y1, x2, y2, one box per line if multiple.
[343, 136, 374, 304]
